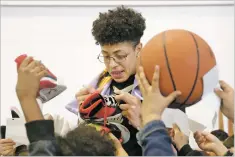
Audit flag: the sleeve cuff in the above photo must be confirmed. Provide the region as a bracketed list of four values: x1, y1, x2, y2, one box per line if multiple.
[25, 120, 55, 143]
[178, 144, 193, 156]
[138, 120, 166, 142]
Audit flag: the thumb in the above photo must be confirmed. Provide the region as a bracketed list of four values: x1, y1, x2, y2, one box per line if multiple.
[97, 86, 104, 93]
[214, 88, 224, 99]
[87, 86, 96, 94]
[113, 87, 122, 95]
[173, 123, 181, 133]
[166, 91, 181, 105]
[201, 131, 218, 142]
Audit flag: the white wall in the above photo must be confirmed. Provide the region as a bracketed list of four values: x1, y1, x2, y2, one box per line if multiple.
[1, 1, 234, 134]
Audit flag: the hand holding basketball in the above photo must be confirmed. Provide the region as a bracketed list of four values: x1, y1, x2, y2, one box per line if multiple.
[136, 65, 181, 126]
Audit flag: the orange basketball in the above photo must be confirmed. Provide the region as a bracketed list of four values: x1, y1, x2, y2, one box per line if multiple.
[138, 29, 216, 109]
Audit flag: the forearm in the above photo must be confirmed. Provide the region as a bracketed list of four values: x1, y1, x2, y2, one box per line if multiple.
[19, 97, 44, 122]
[138, 120, 175, 156]
[26, 120, 59, 156]
[213, 144, 228, 156]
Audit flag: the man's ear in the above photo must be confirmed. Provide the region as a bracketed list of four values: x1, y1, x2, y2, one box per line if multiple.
[135, 43, 142, 57]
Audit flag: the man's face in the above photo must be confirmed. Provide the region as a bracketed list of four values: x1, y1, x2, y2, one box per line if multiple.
[100, 42, 142, 83]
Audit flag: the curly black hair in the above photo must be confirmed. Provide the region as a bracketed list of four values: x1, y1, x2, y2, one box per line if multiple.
[92, 5, 146, 46]
[56, 124, 116, 156]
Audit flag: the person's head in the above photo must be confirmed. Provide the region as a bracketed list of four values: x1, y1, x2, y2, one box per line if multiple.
[92, 5, 146, 83]
[56, 124, 116, 156]
[211, 129, 229, 142]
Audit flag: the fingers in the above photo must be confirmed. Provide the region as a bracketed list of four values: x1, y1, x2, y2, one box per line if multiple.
[219, 80, 233, 92]
[151, 65, 160, 92]
[76, 85, 96, 97]
[119, 104, 131, 111]
[75, 86, 101, 103]
[138, 66, 151, 91]
[19, 56, 33, 69]
[0, 139, 15, 144]
[31, 64, 46, 73]
[1, 149, 14, 156]
[214, 88, 225, 99]
[166, 91, 181, 105]
[113, 87, 122, 95]
[201, 131, 218, 142]
[37, 70, 48, 78]
[136, 74, 145, 96]
[115, 92, 130, 102]
[194, 131, 205, 144]
[168, 128, 175, 139]
[173, 123, 181, 133]
[0, 143, 15, 147]
[109, 133, 119, 141]
[97, 86, 104, 93]
[87, 86, 96, 94]
[77, 94, 91, 102]
[27, 60, 41, 71]
[1, 145, 14, 151]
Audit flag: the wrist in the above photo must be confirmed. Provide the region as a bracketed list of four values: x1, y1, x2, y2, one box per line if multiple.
[18, 95, 37, 103]
[176, 143, 187, 151]
[214, 145, 228, 156]
[141, 114, 161, 126]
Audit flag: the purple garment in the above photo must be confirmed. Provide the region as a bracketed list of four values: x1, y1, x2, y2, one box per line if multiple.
[65, 72, 143, 115]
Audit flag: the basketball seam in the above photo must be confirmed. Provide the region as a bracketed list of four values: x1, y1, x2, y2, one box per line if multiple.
[182, 33, 200, 105]
[162, 32, 177, 92]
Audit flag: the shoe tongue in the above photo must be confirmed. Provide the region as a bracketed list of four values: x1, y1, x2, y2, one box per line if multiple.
[83, 93, 103, 109]
[102, 95, 119, 107]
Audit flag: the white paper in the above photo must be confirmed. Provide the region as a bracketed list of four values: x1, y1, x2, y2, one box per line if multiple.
[186, 93, 219, 130]
[162, 108, 174, 128]
[162, 108, 190, 136]
[188, 118, 206, 133]
[185, 65, 221, 130]
[5, 118, 29, 147]
[202, 65, 219, 98]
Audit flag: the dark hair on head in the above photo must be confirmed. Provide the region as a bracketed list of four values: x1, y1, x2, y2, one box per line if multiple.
[211, 129, 229, 142]
[92, 5, 146, 46]
[56, 124, 116, 156]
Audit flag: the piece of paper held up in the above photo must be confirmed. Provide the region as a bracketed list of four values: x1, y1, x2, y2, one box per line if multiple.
[185, 65, 221, 130]
[5, 118, 29, 147]
[162, 108, 207, 136]
[162, 108, 190, 136]
[201, 65, 220, 111]
[188, 118, 206, 133]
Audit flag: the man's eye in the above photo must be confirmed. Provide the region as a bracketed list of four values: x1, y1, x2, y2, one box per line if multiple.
[116, 55, 126, 59]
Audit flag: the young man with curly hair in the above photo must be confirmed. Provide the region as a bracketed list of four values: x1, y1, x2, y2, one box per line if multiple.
[66, 5, 146, 156]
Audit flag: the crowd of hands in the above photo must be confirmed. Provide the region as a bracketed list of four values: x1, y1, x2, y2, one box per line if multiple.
[0, 56, 234, 156]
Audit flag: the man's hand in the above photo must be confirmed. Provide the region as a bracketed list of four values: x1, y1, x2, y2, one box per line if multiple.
[194, 131, 228, 156]
[114, 90, 141, 129]
[214, 80, 234, 122]
[16, 56, 48, 101]
[109, 133, 128, 156]
[136, 65, 181, 126]
[16, 56, 47, 122]
[172, 124, 189, 150]
[0, 138, 16, 156]
[75, 86, 103, 108]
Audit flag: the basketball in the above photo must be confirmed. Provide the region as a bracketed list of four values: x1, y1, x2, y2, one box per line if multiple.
[138, 29, 217, 108]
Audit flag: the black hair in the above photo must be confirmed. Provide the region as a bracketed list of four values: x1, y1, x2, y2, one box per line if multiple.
[92, 5, 146, 46]
[56, 124, 116, 156]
